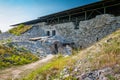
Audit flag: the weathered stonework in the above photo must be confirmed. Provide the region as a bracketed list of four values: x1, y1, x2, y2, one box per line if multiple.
[0, 14, 120, 57]
[37, 14, 120, 48]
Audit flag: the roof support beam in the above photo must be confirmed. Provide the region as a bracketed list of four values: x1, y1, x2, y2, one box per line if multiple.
[69, 15, 71, 21]
[76, 17, 78, 23]
[85, 11, 87, 20]
[95, 9, 103, 14]
[87, 10, 94, 19]
[12, 1, 120, 26]
[58, 17, 59, 23]
[104, 7, 106, 14]
[47, 19, 49, 24]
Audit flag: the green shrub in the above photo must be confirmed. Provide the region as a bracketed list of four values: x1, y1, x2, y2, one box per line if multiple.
[22, 29, 120, 80]
[107, 75, 117, 80]
[0, 45, 39, 69]
[9, 24, 32, 36]
[23, 54, 77, 80]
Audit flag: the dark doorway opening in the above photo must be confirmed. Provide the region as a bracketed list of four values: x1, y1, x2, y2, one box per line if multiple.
[52, 30, 56, 36]
[96, 37, 99, 41]
[47, 31, 50, 36]
[54, 44, 58, 54]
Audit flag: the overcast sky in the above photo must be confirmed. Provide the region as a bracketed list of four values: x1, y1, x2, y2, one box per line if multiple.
[0, 0, 99, 32]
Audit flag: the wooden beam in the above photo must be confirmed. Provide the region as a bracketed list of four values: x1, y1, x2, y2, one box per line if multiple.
[47, 19, 49, 23]
[69, 15, 71, 21]
[85, 11, 87, 20]
[47, 2, 120, 23]
[58, 17, 59, 23]
[95, 9, 103, 14]
[62, 2, 120, 18]
[87, 10, 94, 19]
[76, 17, 78, 24]
[104, 7, 106, 14]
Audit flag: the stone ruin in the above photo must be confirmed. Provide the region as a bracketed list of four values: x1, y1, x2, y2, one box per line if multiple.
[0, 14, 120, 57]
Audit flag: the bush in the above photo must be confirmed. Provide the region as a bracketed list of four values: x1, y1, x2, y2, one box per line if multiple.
[9, 24, 32, 36]
[0, 45, 39, 69]
[23, 55, 76, 80]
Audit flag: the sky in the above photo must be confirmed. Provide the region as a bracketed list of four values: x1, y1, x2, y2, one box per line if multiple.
[0, 0, 99, 32]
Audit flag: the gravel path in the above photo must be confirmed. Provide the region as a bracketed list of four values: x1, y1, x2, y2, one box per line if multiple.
[0, 54, 54, 80]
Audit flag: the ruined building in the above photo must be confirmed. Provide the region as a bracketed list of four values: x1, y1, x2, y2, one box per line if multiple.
[8, 0, 120, 56]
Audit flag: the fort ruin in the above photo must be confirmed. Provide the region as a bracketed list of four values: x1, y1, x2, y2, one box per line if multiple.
[3, 0, 119, 56]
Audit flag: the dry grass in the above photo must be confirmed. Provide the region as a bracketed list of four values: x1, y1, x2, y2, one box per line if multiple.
[76, 29, 120, 71]
[9, 24, 32, 36]
[22, 54, 76, 80]
[22, 29, 120, 80]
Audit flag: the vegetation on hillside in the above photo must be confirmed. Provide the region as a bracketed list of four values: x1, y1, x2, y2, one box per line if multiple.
[23, 55, 76, 80]
[0, 43, 39, 69]
[9, 24, 32, 36]
[23, 29, 120, 80]
[0, 30, 2, 34]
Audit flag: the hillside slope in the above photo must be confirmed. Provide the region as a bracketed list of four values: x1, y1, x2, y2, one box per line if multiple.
[0, 43, 39, 69]
[23, 29, 120, 80]
[0, 54, 53, 80]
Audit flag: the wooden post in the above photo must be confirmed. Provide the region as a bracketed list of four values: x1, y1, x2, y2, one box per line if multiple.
[85, 11, 87, 20]
[69, 15, 71, 21]
[87, 10, 94, 19]
[76, 17, 78, 24]
[58, 17, 59, 23]
[63, 19, 65, 23]
[104, 7, 106, 14]
[103, 3, 106, 14]
[47, 19, 49, 24]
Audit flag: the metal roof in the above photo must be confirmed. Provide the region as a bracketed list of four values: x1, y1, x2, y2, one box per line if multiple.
[11, 0, 116, 26]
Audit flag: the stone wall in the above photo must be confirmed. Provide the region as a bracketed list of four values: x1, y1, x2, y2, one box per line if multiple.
[39, 14, 120, 48]
[0, 14, 120, 57]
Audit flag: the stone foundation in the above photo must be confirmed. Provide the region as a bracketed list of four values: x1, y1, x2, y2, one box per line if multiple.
[0, 14, 120, 57]
[38, 14, 120, 48]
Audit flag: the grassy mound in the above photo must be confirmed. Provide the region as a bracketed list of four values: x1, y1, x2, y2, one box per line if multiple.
[9, 24, 32, 36]
[23, 29, 120, 80]
[23, 55, 76, 80]
[0, 44, 39, 69]
[78, 29, 120, 70]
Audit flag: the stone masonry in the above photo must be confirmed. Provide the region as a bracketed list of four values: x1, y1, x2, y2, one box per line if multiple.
[0, 14, 120, 57]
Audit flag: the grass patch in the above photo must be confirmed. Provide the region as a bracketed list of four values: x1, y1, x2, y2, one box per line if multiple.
[75, 29, 120, 71]
[107, 75, 117, 80]
[9, 24, 32, 36]
[22, 29, 120, 80]
[0, 44, 39, 69]
[23, 54, 76, 80]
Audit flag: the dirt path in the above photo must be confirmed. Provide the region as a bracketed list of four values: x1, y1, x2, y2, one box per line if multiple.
[0, 54, 54, 80]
